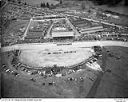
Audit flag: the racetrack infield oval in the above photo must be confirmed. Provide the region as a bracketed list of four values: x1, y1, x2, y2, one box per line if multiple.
[19, 47, 93, 68]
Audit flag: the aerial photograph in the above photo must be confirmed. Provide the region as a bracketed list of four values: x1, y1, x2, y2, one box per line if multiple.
[1, 0, 128, 98]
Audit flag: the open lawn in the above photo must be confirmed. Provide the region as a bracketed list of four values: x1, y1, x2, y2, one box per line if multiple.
[1, 73, 56, 98]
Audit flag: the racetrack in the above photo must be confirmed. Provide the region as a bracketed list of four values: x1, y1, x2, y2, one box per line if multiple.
[1, 41, 128, 52]
[2, 41, 128, 68]
[2, 41, 128, 98]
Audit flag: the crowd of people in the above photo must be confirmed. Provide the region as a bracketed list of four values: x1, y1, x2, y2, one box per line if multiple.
[68, 16, 128, 42]
[75, 31, 128, 42]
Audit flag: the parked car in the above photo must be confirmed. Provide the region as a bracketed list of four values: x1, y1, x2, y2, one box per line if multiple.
[11, 71, 19, 77]
[48, 82, 55, 86]
[42, 83, 45, 86]
[5, 69, 11, 73]
[30, 78, 36, 82]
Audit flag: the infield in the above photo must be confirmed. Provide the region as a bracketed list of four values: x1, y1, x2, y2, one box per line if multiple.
[19, 47, 93, 68]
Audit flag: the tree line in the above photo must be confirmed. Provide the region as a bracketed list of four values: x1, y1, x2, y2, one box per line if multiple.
[40, 2, 50, 8]
[7, 0, 56, 9]
[91, 0, 128, 6]
[78, 0, 128, 6]
[40, 2, 57, 9]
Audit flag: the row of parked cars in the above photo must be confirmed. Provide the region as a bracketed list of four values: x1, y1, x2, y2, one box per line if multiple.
[75, 31, 128, 42]
[2, 64, 20, 77]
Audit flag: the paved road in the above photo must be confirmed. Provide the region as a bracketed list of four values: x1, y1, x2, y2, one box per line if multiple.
[65, 17, 80, 36]
[1, 41, 128, 52]
[21, 18, 33, 40]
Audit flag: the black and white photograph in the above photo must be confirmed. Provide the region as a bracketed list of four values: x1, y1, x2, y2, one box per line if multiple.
[0, 0, 128, 100]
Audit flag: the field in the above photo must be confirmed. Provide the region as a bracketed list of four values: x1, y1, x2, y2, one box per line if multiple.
[19, 47, 93, 67]
[92, 46, 128, 98]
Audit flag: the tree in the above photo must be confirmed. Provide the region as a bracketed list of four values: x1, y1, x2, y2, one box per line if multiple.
[24, 2, 27, 5]
[43, 3, 46, 7]
[92, 0, 122, 6]
[40, 2, 43, 7]
[81, 1, 85, 10]
[46, 2, 49, 8]
[41, 2, 46, 8]
[60, 0, 62, 4]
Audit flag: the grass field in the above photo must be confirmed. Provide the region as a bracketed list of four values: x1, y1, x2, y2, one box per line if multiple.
[19, 47, 93, 67]
[1, 73, 54, 98]
[3, 20, 29, 38]
[94, 46, 128, 97]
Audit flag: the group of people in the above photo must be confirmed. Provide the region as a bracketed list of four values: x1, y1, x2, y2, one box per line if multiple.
[75, 30, 128, 42]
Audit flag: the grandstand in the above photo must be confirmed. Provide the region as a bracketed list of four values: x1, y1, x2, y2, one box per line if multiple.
[51, 19, 75, 39]
[52, 31, 74, 38]
[79, 26, 104, 34]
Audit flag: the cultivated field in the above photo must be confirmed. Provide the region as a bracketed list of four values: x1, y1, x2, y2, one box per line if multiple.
[19, 47, 93, 67]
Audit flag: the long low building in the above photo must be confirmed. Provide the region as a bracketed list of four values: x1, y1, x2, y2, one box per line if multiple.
[52, 31, 74, 38]
[80, 26, 103, 32]
[79, 26, 104, 34]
